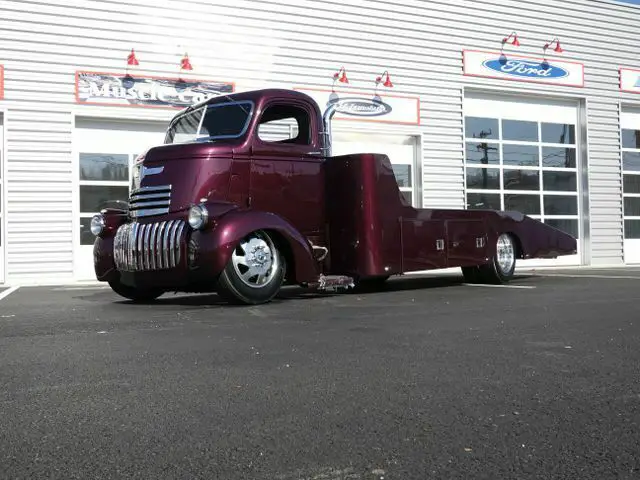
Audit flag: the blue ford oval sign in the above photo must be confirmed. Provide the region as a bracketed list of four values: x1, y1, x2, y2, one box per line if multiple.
[483, 58, 569, 79]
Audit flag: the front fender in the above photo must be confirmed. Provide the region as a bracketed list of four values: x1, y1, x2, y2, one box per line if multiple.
[193, 209, 320, 283]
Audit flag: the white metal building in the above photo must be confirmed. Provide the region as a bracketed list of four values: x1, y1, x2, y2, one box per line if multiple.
[1, 0, 640, 285]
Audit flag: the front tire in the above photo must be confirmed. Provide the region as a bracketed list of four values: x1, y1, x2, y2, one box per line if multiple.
[108, 278, 164, 302]
[216, 230, 286, 305]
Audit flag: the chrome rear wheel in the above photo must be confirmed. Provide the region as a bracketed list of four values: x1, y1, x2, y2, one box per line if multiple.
[496, 233, 516, 276]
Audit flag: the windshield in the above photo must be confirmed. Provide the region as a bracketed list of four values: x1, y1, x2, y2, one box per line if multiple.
[165, 101, 253, 144]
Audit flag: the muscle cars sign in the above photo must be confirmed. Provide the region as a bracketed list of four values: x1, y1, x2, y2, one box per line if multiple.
[295, 87, 420, 125]
[620, 68, 640, 94]
[75, 71, 235, 108]
[463, 50, 584, 87]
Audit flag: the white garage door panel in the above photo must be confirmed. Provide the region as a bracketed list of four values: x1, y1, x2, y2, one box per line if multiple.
[74, 118, 167, 280]
[620, 109, 640, 264]
[0, 115, 4, 284]
[464, 94, 581, 268]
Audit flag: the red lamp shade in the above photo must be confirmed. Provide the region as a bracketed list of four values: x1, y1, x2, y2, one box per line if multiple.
[333, 67, 348, 84]
[180, 53, 193, 71]
[375, 71, 393, 88]
[502, 32, 520, 47]
[127, 49, 139, 66]
[544, 37, 564, 54]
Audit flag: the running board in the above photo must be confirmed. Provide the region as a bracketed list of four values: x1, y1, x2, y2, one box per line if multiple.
[315, 274, 355, 291]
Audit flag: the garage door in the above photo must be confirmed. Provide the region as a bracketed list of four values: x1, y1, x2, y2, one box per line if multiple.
[74, 117, 167, 280]
[463, 93, 582, 267]
[621, 109, 640, 264]
[331, 131, 420, 207]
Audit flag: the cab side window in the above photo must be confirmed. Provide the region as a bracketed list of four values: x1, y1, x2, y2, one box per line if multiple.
[257, 104, 311, 145]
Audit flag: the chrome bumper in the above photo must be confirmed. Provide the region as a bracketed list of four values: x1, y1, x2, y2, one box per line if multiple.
[113, 219, 187, 272]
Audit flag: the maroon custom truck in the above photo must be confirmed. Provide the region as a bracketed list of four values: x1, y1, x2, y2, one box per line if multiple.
[90, 88, 577, 304]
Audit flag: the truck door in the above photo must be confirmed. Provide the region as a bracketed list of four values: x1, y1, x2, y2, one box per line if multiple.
[249, 100, 324, 236]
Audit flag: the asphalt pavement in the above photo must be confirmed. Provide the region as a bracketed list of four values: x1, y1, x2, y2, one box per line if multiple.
[1, 269, 640, 479]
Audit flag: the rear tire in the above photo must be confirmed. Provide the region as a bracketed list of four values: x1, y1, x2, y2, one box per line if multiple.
[216, 230, 286, 305]
[108, 278, 164, 302]
[478, 233, 517, 284]
[461, 266, 482, 283]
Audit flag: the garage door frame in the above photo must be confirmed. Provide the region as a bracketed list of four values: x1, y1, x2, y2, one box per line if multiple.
[620, 102, 640, 265]
[462, 87, 590, 267]
[71, 113, 170, 281]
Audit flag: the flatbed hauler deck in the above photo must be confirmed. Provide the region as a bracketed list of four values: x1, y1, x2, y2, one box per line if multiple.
[90, 88, 576, 304]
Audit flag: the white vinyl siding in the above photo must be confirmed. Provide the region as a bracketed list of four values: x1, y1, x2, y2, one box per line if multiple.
[0, 0, 639, 282]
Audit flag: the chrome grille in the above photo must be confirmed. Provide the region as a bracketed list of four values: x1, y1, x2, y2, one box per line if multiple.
[129, 185, 172, 218]
[114, 220, 187, 272]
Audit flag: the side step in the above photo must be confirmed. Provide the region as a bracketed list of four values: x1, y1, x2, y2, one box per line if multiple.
[316, 274, 355, 291]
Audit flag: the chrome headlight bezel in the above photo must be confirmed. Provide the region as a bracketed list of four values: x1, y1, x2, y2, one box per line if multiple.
[90, 214, 106, 236]
[188, 204, 209, 230]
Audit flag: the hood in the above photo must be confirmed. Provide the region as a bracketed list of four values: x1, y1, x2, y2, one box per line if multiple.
[129, 142, 236, 217]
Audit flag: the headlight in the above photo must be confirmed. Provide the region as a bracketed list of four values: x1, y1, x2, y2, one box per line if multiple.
[188, 204, 209, 230]
[90, 214, 105, 236]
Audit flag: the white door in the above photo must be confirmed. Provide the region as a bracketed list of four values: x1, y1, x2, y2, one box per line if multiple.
[621, 109, 640, 264]
[74, 117, 167, 280]
[463, 93, 582, 267]
[0, 114, 4, 284]
[331, 131, 420, 206]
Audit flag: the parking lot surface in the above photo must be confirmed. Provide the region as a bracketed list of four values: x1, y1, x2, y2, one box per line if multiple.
[1, 269, 640, 479]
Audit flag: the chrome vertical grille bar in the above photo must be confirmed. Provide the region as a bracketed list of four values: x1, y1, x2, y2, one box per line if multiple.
[132, 222, 139, 271]
[128, 223, 135, 270]
[136, 223, 144, 271]
[162, 220, 173, 268]
[156, 221, 166, 269]
[143, 224, 151, 270]
[168, 220, 179, 267]
[124, 224, 132, 271]
[150, 223, 159, 270]
[173, 221, 186, 266]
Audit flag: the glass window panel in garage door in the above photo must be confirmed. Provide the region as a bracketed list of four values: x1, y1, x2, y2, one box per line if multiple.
[621, 110, 640, 263]
[463, 98, 580, 246]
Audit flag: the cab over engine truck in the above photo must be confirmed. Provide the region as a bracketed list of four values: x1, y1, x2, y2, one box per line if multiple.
[91, 88, 577, 305]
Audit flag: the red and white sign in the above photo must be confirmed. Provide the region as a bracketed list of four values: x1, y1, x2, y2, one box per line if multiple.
[620, 68, 640, 93]
[463, 50, 584, 88]
[295, 87, 420, 125]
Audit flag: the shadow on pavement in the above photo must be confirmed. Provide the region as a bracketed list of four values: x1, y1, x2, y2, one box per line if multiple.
[108, 273, 497, 307]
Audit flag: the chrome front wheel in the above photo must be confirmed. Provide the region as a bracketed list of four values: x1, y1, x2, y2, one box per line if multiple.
[231, 233, 280, 289]
[217, 230, 286, 305]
